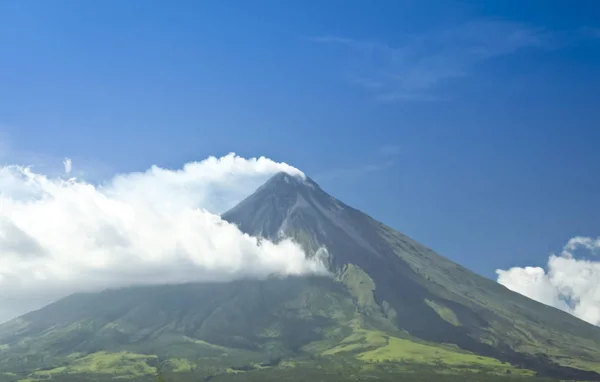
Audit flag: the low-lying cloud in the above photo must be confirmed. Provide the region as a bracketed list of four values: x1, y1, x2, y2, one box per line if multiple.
[0, 153, 326, 323]
[497, 236, 600, 326]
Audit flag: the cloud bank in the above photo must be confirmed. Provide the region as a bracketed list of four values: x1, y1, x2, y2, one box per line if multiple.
[0, 153, 325, 323]
[497, 236, 600, 326]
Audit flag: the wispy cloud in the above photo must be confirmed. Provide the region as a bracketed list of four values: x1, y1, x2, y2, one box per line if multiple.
[0, 128, 113, 182]
[314, 160, 395, 183]
[311, 20, 553, 101]
[63, 158, 72, 174]
[578, 27, 600, 40]
[314, 144, 402, 182]
[378, 144, 403, 157]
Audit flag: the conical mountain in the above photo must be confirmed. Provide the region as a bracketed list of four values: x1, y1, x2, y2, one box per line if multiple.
[1, 172, 599, 382]
[223, 172, 600, 377]
[222, 172, 405, 267]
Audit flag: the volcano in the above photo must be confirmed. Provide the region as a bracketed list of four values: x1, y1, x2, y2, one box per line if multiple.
[1, 172, 599, 382]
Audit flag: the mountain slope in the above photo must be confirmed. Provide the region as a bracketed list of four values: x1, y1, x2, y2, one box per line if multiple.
[1, 172, 599, 381]
[0, 278, 535, 381]
[221, 172, 600, 376]
[0, 277, 360, 376]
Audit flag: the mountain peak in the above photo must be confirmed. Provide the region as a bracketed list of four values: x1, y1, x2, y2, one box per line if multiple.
[257, 171, 320, 193]
[222, 171, 341, 245]
[222, 171, 384, 269]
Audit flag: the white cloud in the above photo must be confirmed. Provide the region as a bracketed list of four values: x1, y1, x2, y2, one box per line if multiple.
[497, 237, 600, 326]
[563, 236, 600, 253]
[63, 158, 72, 174]
[0, 153, 325, 323]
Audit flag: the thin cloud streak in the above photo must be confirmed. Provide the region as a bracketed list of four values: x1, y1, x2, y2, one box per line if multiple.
[314, 160, 395, 183]
[311, 19, 554, 101]
[63, 158, 72, 174]
[378, 144, 403, 157]
[315, 144, 404, 182]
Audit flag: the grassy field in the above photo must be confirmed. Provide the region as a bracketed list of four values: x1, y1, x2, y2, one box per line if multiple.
[30, 351, 158, 378]
[0, 328, 547, 382]
[322, 329, 534, 376]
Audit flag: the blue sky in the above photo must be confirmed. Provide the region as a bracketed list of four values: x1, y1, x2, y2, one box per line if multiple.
[1, 0, 600, 279]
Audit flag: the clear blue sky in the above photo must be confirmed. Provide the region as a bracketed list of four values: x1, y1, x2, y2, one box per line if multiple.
[1, 0, 599, 279]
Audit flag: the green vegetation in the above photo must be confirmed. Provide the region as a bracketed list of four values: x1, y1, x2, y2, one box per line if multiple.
[322, 329, 533, 376]
[358, 335, 530, 375]
[425, 299, 461, 326]
[1, 368, 562, 382]
[338, 264, 377, 311]
[0, 351, 559, 382]
[31, 351, 157, 378]
[165, 358, 195, 373]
